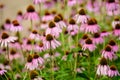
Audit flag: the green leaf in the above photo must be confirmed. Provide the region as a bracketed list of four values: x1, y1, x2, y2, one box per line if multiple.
[77, 73, 90, 80]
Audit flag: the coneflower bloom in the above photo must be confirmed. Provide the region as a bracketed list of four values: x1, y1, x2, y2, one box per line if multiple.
[54, 15, 66, 29]
[67, 18, 79, 36]
[0, 32, 18, 47]
[22, 39, 35, 51]
[43, 0, 54, 9]
[35, 42, 45, 52]
[101, 30, 110, 37]
[86, 0, 101, 13]
[4, 19, 12, 30]
[16, 11, 23, 22]
[108, 40, 119, 52]
[40, 21, 48, 29]
[101, 45, 117, 60]
[106, 0, 120, 16]
[85, 18, 100, 34]
[112, 17, 120, 28]
[96, 57, 109, 76]
[29, 30, 40, 41]
[30, 70, 39, 80]
[8, 49, 20, 61]
[113, 24, 120, 37]
[33, 0, 45, 4]
[79, 24, 87, 32]
[25, 55, 37, 70]
[9, 40, 21, 49]
[10, 20, 23, 32]
[44, 34, 61, 49]
[51, 10, 57, 16]
[92, 33, 104, 44]
[45, 21, 62, 38]
[24, 5, 39, 21]
[62, 51, 69, 61]
[0, 68, 7, 75]
[79, 34, 89, 45]
[108, 65, 120, 77]
[82, 38, 96, 52]
[74, 8, 89, 24]
[42, 11, 53, 22]
[44, 52, 60, 59]
[32, 53, 44, 67]
[57, 14, 66, 28]
[0, 48, 6, 54]
[67, 0, 76, 7]
[3, 60, 11, 70]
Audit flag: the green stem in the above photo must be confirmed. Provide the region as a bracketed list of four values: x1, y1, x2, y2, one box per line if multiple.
[73, 31, 79, 80]
[4, 74, 9, 80]
[73, 53, 77, 80]
[16, 31, 20, 42]
[50, 42, 54, 80]
[87, 51, 90, 77]
[23, 72, 27, 80]
[61, 32, 65, 55]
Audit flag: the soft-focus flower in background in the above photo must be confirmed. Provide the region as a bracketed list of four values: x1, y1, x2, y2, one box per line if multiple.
[96, 57, 109, 76]
[82, 38, 96, 52]
[101, 45, 117, 60]
[0, 32, 18, 47]
[24, 5, 39, 21]
[67, 18, 79, 36]
[108, 65, 120, 77]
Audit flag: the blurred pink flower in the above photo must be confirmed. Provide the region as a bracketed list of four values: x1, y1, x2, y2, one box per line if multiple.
[74, 9, 89, 24]
[101, 30, 110, 37]
[40, 21, 48, 29]
[10, 20, 23, 32]
[45, 21, 62, 38]
[82, 38, 96, 52]
[44, 34, 61, 49]
[35, 42, 46, 52]
[4, 19, 12, 30]
[108, 65, 120, 77]
[79, 34, 89, 45]
[25, 55, 37, 70]
[92, 33, 104, 44]
[86, 0, 101, 13]
[112, 17, 120, 28]
[32, 53, 44, 66]
[54, 15, 66, 29]
[29, 30, 40, 41]
[8, 49, 21, 61]
[85, 18, 100, 34]
[22, 39, 35, 51]
[0, 32, 18, 47]
[33, 0, 45, 4]
[96, 58, 109, 76]
[67, 19, 79, 36]
[68, 0, 76, 7]
[24, 5, 39, 21]
[101, 45, 117, 60]
[42, 11, 53, 22]
[108, 40, 119, 52]
[0, 68, 7, 75]
[113, 24, 120, 37]
[16, 11, 23, 22]
[106, 0, 120, 16]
